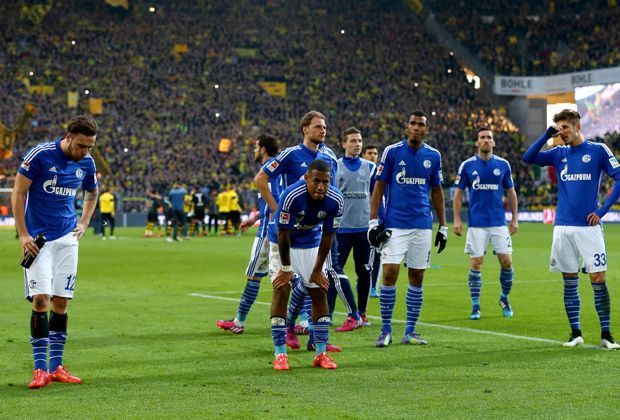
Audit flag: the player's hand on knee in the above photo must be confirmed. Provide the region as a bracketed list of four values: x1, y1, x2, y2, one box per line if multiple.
[367, 219, 392, 247]
[435, 225, 448, 254]
[309, 271, 329, 291]
[273, 270, 293, 290]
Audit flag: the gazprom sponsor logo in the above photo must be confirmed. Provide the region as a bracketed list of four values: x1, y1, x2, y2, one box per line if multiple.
[42, 176, 77, 196]
[343, 192, 368, 199]
[472, 177, 499, 190]
[395, 167, 426, 185]
[560, 165, 592, 182]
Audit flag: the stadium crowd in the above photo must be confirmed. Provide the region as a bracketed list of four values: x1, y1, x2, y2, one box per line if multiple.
[0, 0, 618, 213]
[428, 0, 620, 75]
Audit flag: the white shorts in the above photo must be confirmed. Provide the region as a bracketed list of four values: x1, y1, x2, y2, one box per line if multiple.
[245, 236, 269, 278]
[464, 226, 512, 258]
[550, 225, 607, 273]
[24, 232, 79, 300]
[268, 242, 331, 289]
[381, 228, 432, 269]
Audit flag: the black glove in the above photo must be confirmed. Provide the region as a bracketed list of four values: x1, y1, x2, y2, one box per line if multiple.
[434, 225, 448, 254]
[368, 220, 392, 247]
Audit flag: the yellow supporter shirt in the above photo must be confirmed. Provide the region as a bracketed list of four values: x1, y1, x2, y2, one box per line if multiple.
[228, 190, 241, 211]
[216, 192, 230, 213]
[99, 192, 115, 215]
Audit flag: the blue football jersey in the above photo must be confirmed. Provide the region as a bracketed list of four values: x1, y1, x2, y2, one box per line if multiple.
[257, 158, 281, 238]
[274, 179, 344, 249]
[264, 142, 338, 243]
[261, 143, 338, 189]
[376, 140, 443, 229]
[168, 188, 187, 211]
[17, 140, 98, 241]
[456, 155, 514, 227]
[527, 140, 620, 226]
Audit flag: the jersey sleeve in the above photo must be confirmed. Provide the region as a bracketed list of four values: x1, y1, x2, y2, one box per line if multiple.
[430, 153, 443, 187]
[599, 144, 620, 180]
[502, 161, 515, 189]
[17, 147, 43, 180]
[376, 147, 394, 183]
[81, 157, 98, 191]
[455, 161, 469, 190]
[261, 150, 289, 179]
[276, 189, 297, 230]
[322, 193, 344, 233]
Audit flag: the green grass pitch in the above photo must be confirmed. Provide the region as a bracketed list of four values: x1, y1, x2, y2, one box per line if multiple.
[1, 224, 619, 417]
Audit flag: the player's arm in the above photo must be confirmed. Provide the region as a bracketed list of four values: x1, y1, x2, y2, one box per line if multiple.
[11, 173, 39, 257]
[240, 211, 260, 231]
[588, 171, 620, 225]
[522, 126, 560, 165]
[369, 179, 384, 221]
[74, 187, 98, 240]
[254, 170, 278, 213]
[506, 188, 519, 234]
[309, 231, 334, 291]
[453, 188, 464, 236]
[273, 228, 294, 289]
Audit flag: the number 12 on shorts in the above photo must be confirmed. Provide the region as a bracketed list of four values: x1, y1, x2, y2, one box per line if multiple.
[65, 274, 76, 291]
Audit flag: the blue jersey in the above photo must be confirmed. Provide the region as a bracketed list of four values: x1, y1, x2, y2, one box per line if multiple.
[17, 139, 97, 241]
[274, 179, 344, 249]
[261, 143, 338, 189]
[456, 155, 514, 228]
[526, 140, 620, 226]
[168, 188, 187, 211]
[376, 140, 443, 229]
[264, 142, 338, 243]
[257, 158, 281, 238]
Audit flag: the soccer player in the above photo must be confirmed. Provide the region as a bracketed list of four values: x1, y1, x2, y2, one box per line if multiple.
[144, 189, 163, 237]
[99, 185, 116, 240]
[523, 109, 620, 349]
[269, 159, 344, 370]
[255, 110, 359, 339]
[189, 187, 207, 237]
[369, 110, 447, 347]
[335, 127, 375, 328]
[167, 183, 187, 242]
[217, 133, 280, 333]
[11, 115, 99, 389]
[363, 144, 382, 298]
[453, 127, 519, 320]
[206, 189, 219, 236]
[216, 189, 230, 236]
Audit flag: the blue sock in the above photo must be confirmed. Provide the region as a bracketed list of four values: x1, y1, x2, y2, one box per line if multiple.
[30, 337, 49, 371]
[270, 317, 286, 355]
[30, 310, 49, 371]
[334, 272, 360, 320]
[287, 281, 307, 325]
[468, 269, 481, 309]
[313, 316, 330, 354]
[563, 277, 580, 331]
[49, 331, 67, 372]
[379, 285, 396, 334]
[302, 295, 312, 324]
[405, 285, 423, 336]
[500, 268, 513, 299]
[592, 282, 611, 333]
[236, 279, 261, 322]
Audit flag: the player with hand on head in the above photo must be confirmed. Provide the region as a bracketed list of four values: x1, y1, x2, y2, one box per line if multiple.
[523, 109, 620, 349]
[11, 115, 99, 389]
[216, 134, 280, 334]
[269, 159, 344, 370]
[453, 127, 518, 320]
[369, 110, 447, 347]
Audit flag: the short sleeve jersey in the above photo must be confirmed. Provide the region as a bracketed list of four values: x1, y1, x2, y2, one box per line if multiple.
[528, 140, 620, 226]
[17, 139, 98, 241]
[375, 140, 443, 229]
[455, 155, 514, 227]
[274, 179, 344, 249]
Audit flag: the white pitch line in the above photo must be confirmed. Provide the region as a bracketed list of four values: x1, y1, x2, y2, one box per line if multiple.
[190, 293, 602, 349]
